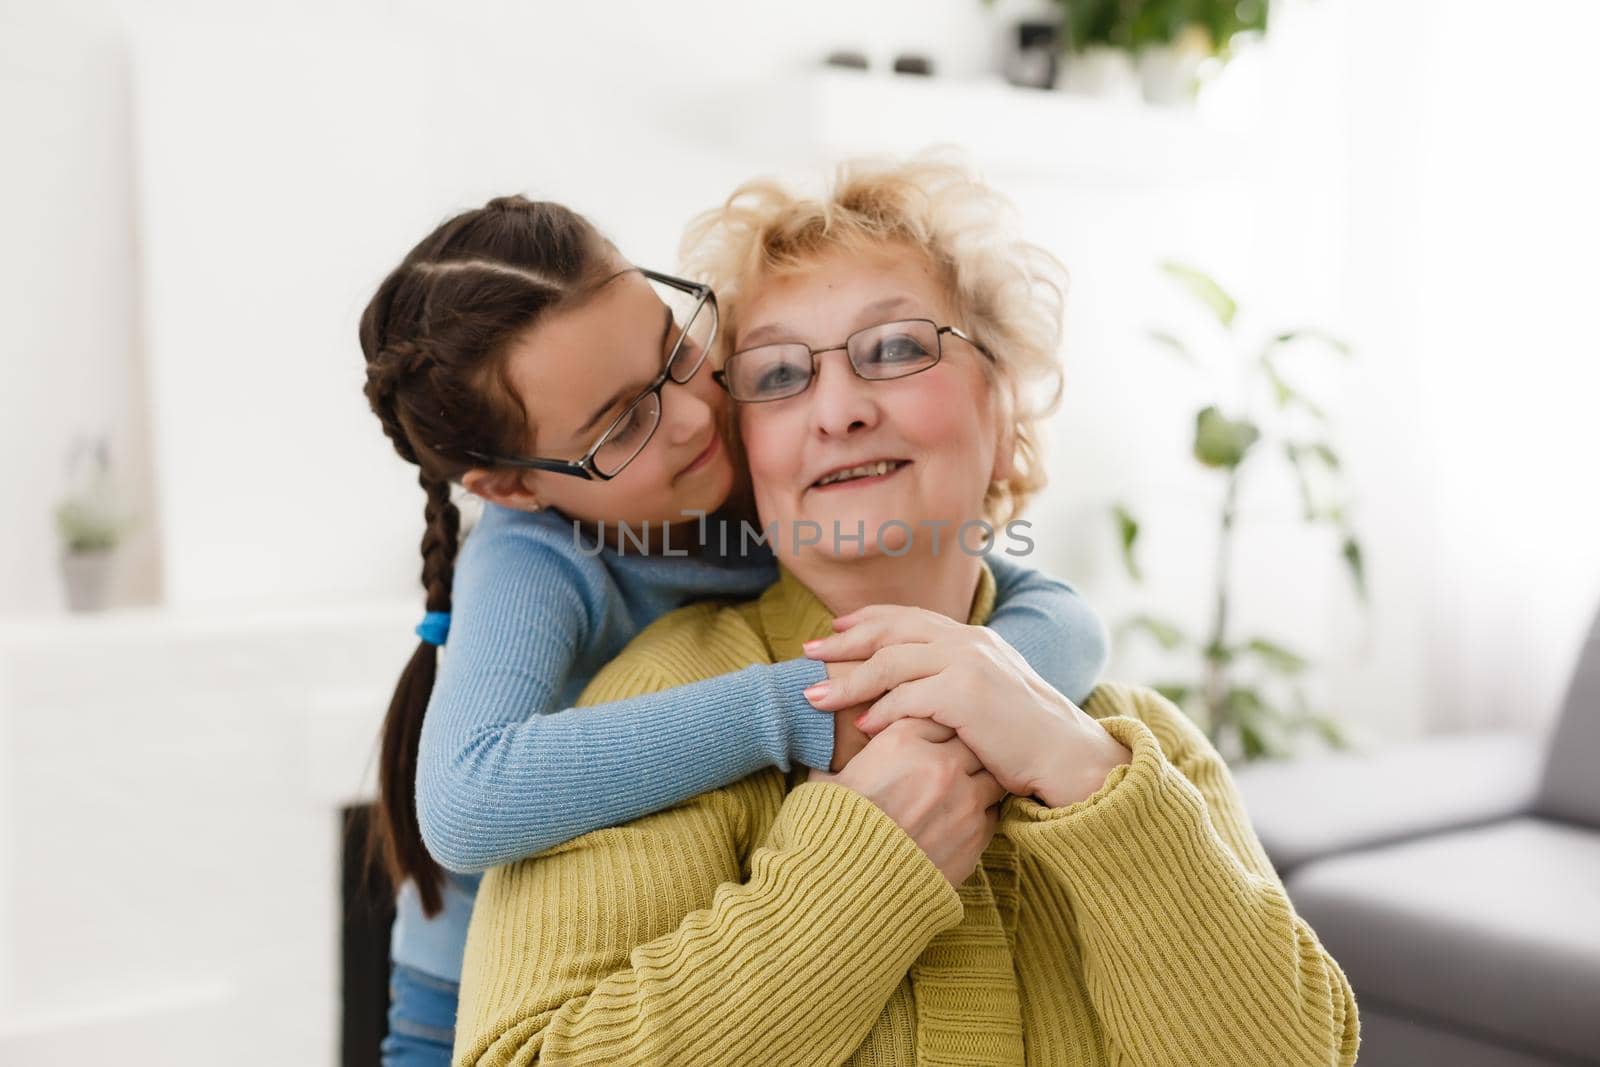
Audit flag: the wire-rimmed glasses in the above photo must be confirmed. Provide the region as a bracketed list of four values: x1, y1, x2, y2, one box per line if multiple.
[713, 318, 992, 404]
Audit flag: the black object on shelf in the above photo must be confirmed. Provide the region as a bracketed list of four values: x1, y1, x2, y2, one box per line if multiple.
[824, 49, 869, 70]
[1006, 20, 1061, 90]
[892, 54, 934, 77]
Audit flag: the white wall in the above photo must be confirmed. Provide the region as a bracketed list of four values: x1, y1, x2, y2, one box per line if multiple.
[0, 0, 161, 611]
[3, 2, 1595, 700]
[1335, 0, 1600, 731]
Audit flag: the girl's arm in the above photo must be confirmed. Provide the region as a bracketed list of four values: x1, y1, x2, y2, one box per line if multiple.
[417, 528, 832, 874]
[985, 553, 1108, 706]
[422, 533, 1106, 875]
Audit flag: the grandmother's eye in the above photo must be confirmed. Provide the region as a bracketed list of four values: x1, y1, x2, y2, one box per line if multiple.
[865, 333, 931, 364]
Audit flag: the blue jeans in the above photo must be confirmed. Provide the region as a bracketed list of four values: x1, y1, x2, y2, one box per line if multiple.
[382, 963, 459, 1067]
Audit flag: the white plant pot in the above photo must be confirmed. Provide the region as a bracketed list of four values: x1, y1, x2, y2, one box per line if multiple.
[60, 550, 114, 612]
[1057, 46, 1140, 102]
[1137, 43, 1206, 107]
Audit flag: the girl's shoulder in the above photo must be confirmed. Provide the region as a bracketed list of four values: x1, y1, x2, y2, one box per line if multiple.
[458, 503, 607, 580]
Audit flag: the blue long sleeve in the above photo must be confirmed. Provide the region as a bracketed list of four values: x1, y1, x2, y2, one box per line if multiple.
[416, 506, 832, 875]
[986, 552, 1109, 706]
[416, 510, 1109, 878]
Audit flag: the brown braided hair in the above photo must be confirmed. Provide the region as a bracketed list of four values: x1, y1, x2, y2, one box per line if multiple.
[358, 196, 609, 915]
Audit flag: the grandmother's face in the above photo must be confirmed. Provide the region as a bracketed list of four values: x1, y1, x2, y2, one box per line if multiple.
[734, 244, 1009, 564]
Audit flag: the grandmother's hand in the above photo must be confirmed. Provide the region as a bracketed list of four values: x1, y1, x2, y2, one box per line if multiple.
[803, 605, 1131, 809]
[808, 718, 1003, 886]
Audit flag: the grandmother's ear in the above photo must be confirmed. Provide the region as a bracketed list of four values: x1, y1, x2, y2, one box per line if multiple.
[462, 467, 542, 512]
[989, 381, 1018, 483]
[991, 425, 1016, 483]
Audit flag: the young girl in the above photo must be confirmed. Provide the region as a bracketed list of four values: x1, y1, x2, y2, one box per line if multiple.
[358, 194, 1107, 1065]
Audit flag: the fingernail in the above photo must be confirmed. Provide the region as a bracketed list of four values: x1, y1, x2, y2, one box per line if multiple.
[802, 639, 824, 656]
[854, 713, 869, 729]
[803, 682, 830, 703]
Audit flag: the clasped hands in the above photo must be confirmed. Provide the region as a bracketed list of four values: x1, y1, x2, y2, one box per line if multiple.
[801, 606, 1131, 885]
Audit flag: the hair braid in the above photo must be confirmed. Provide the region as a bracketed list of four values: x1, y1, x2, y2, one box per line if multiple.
[419, 471, 459, 614]
[357, 196, 610, 918]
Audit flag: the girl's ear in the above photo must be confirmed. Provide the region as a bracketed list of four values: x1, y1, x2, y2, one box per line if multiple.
[461, 467, 542, 511]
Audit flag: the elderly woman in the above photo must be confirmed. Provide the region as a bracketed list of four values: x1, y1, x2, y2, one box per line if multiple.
[452, 161, 1360, 1067]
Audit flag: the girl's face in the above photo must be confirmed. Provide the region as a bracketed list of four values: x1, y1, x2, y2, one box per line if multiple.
[734, 243, 1010, 566]
[472, 260, 736, 527]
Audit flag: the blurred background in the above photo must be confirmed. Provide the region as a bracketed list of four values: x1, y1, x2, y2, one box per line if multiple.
[2, 0, 1597, 1063]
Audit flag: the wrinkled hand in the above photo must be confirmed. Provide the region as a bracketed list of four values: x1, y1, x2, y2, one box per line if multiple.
[809, 718, 1004, 886]
[804, 604, 1131, 809]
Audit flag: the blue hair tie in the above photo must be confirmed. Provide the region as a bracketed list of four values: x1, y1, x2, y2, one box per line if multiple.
[416, 611, 452, 647]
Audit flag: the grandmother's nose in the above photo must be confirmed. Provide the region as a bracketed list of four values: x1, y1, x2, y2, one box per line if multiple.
[809, 350, 878, 438]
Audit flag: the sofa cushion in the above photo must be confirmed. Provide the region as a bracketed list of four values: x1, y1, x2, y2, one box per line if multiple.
[1287, 818, 1600, 1063]
[1539, 606, 1600, 827]
[1355, 1003, 1577, 1067]
[1231, 731, 1544, 874]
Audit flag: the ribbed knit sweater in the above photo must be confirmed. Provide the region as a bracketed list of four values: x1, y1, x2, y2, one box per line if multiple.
[454, 564, 1360, 1066]
[399, 504, 1108, 982]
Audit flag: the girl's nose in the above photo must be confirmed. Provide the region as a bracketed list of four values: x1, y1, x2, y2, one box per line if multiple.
[661, 372, 722, 446]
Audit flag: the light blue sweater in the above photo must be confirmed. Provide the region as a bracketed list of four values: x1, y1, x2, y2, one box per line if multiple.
[394, 503, 1108, 982]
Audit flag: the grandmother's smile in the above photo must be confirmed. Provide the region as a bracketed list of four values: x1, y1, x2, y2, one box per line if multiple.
[810, 459, 911, 491]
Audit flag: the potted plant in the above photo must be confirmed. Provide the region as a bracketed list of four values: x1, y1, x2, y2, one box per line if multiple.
[990, 0, 1270, 103]
[1053, 0, 1141, 100]
[1131, 0, 1269, 105]
[1113, 262, 1364, 762]
[54, 438, 132, 613]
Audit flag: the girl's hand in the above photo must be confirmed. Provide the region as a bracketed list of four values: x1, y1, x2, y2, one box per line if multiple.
[821, 659, 871, 771]
[803, 605, 1131, 808]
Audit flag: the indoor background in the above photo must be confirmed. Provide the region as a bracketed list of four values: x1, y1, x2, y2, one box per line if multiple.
[2, 0, 1597, 1063]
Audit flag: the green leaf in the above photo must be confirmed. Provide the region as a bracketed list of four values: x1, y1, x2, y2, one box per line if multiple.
[1147, 329, 1198, 365]
[1224, 686, 1269, 721]
[1242, 637, 1309, 674]
[1153, 683, 1193, 707]
[1112, 504, 1143, 582]
[1270, 329, 1353, 359]
[1311, 443, 1342, 470]
[1283, 443, 1316, 519]
[1226, 688, 1292, 761]
[1160, 262, 1238, 330]
[1193, 406, 1260, 469]
[1238, 720, 1269, 760]
[1305, 714, 1350, 749]
[1342, 536, 1369, 601]
[1121, 614, 1191, 651]
[1260, 357, 1327, 420]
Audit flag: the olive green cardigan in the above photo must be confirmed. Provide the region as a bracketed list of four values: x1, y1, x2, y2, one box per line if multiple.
[454, 564, 1359, 1066]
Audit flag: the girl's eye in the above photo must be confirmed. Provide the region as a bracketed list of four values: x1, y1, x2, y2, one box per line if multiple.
[609, 404, 650, 446]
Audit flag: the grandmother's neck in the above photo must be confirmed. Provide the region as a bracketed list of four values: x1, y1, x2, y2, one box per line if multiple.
[793, 550, 985, 623]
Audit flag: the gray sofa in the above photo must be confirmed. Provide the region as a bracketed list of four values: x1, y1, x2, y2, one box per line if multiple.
[1232, 609, 1600, 1066]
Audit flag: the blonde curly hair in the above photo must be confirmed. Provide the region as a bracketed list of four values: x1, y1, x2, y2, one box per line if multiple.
[680, 155, 1067, 526]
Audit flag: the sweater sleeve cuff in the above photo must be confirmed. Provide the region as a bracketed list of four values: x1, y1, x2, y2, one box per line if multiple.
[770, 657, 833, 770]
[779, 780, 964, 930]
[1002, 715, 1208, 860]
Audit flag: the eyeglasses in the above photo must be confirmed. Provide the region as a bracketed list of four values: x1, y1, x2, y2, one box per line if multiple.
[713, 318, 993, 403]
[453, 269, 717, 481]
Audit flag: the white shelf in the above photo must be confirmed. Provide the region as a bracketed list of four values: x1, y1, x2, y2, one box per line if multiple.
[0, 596, 416, 647]
[677, 69, 1254, 187]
